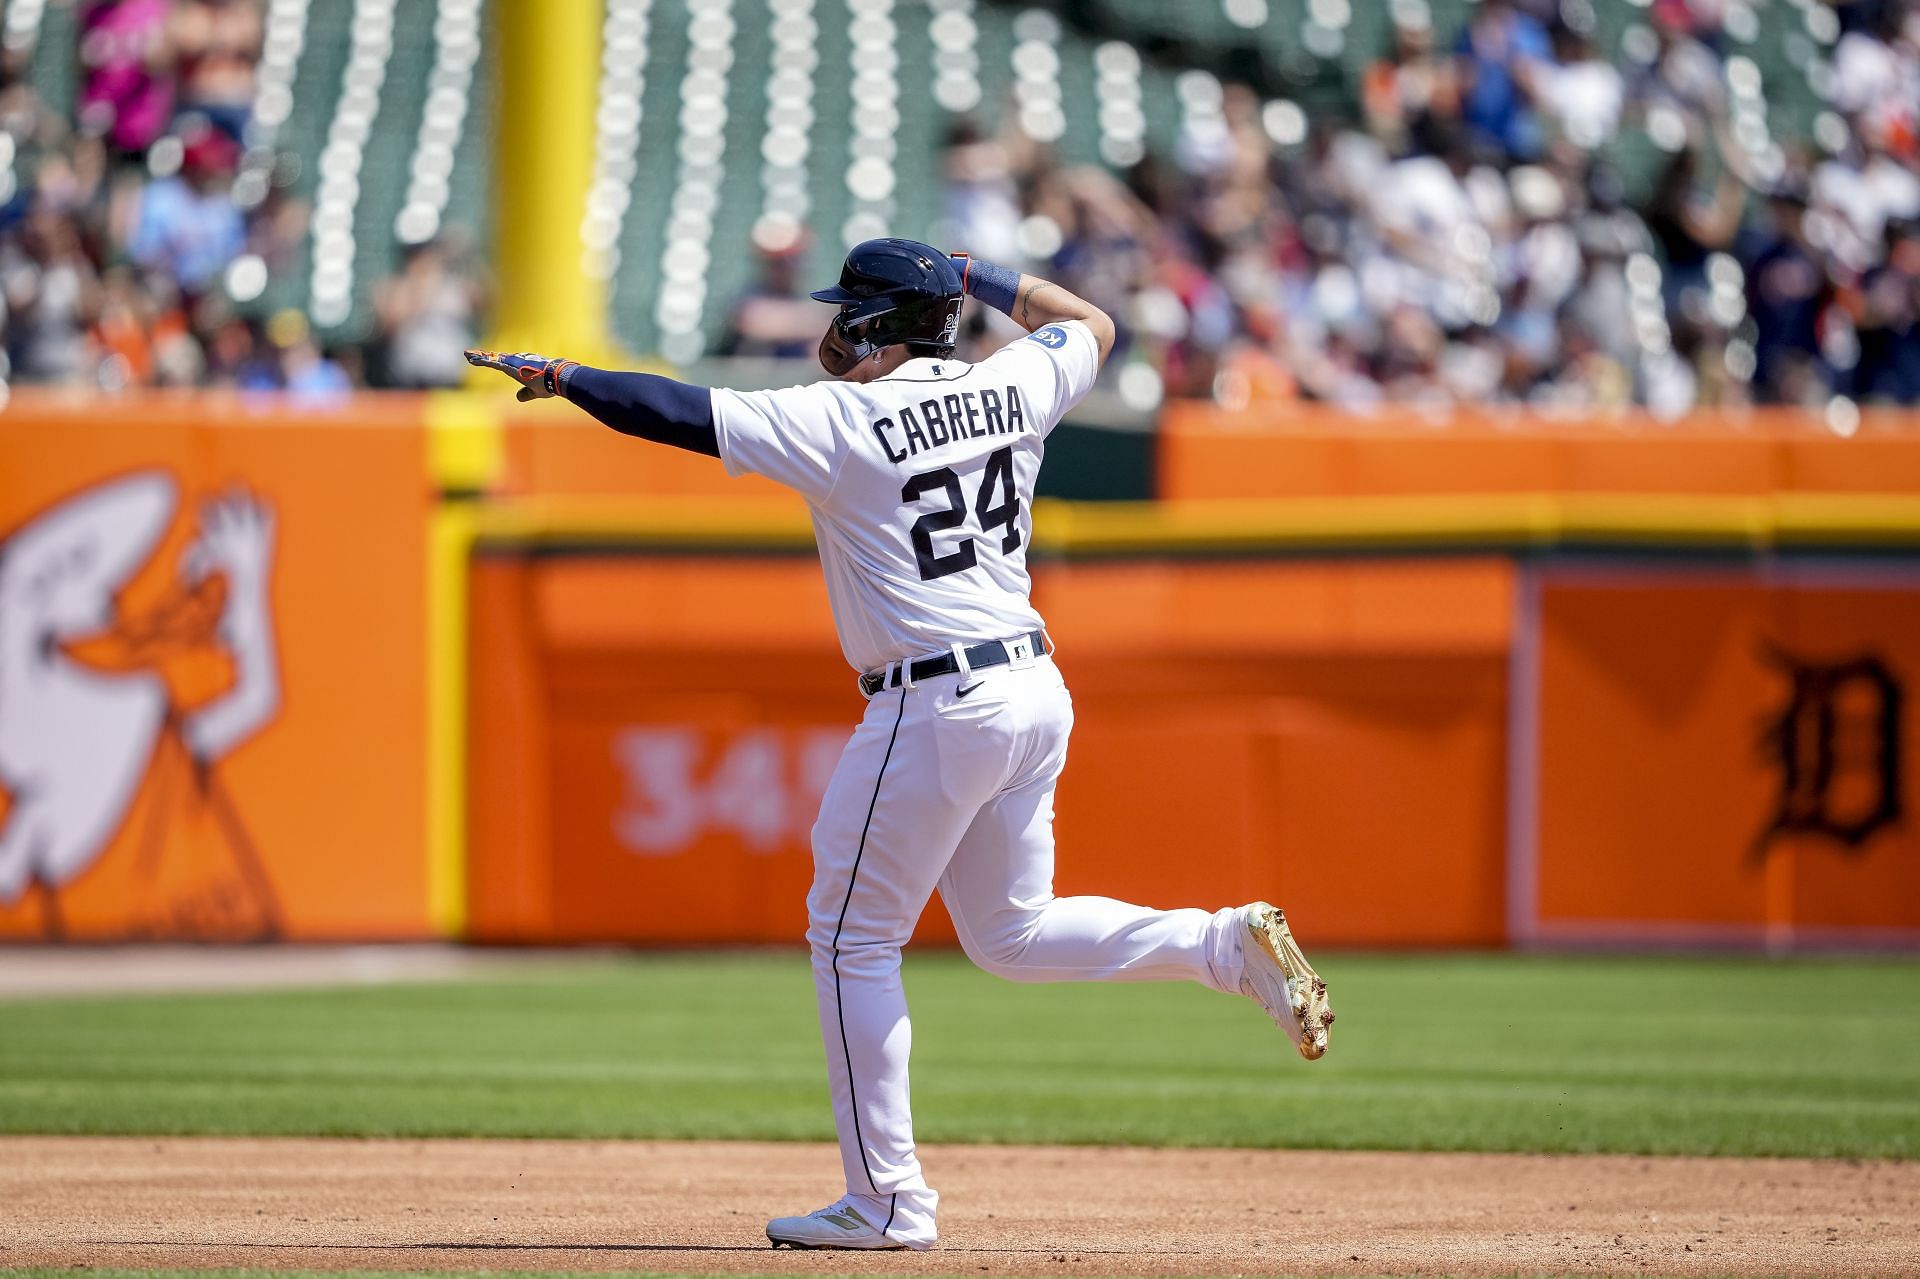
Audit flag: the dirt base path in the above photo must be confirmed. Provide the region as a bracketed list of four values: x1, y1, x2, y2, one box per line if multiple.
[1, 1137, 1914, 1278]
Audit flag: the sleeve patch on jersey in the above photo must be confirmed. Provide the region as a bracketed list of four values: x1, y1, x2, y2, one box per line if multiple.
[1027, 324, 1070, 349]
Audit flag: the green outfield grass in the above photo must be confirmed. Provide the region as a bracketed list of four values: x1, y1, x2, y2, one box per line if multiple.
[1, 951, 1916, 1158]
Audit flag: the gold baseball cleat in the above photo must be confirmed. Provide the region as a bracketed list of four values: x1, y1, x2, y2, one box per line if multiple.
[1240, 902, 1334, 1061]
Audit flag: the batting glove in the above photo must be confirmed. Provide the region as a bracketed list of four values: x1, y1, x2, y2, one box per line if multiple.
[464, 348, 580, 401]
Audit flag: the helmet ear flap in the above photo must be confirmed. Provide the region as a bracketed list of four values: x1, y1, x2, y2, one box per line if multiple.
[818, 311, 870, 376]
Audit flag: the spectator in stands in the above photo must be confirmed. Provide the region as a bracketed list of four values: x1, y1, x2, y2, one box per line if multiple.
[719, 215, 822, 360]
[2, 194, 100, 382]
[1812, 110, 1920, 273]
[4, 0, 348, 397]
[77, 0, 177, 158]
[1362, 7, 1457, 158]
[370, 235, 484, 389]
[171, 0, 262, 141]
[1564, 170, 1649, 370]
[125, 121, 243, 295]
[267, 308, 351, 401]
[1371, 120, 1508, 330]
[1293, 327, 1385, 412]
[1645, 140, 1747, 309]
[1029, 165, 1153, 351]
[940, 118, 1024, 267]
[1633, 1, 1726, 122]
[1454, 0, 1551, 161]
[1829, 0, 1920, 147]
[1744, 184, 1833, 404]
[1850, 218, 1920, 401]
[1500, 164, 1581, 387]
[1530, 17, 1622, 152]
[201, 305, 275, 389]
[89, 265, 158, 384]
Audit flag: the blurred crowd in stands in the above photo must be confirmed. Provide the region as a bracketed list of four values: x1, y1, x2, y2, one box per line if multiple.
[0, 0, 483, 400]
[6, 0, 1920, 415]
[921, 0, 1920, 413]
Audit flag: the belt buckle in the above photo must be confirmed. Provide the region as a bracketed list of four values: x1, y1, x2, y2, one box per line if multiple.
[1004, 634, 1037, 670]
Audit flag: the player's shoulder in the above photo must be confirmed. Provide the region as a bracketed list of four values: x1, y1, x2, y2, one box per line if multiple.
[717, 374, 859, 417]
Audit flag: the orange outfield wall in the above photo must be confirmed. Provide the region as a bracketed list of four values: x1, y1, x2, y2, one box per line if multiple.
[464, 553, 1514, 947]
[0, 394, 437, 941]
[1156, 404, 1920, 500]
[465, 397, 1920, 951]
[1518, 566, 1920, 948]
[464, 544, 1920, 951]
[12, 391, 1916, 947]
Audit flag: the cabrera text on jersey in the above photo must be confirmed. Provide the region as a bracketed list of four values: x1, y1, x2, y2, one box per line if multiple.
[867, 383, 1027, 464]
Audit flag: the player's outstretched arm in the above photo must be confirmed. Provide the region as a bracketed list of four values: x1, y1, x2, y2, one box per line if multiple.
[463, 349, 720, 458]
[948, 255, 1116, 366]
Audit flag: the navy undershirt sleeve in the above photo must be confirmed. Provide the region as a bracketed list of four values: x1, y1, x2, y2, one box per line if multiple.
[563, 366, 720, 458]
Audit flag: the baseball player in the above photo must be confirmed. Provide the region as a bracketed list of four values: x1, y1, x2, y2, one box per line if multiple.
[466, 238, 1333, 1252]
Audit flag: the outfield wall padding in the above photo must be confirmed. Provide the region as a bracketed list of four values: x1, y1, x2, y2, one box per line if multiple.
[462, 538, 1920, 950]
[1519, 565, 1920, 948]
[464, 553, 1513, 947]
[0, 394, 438, 941]
[8, 393, 1920, 947]
[1156, 404, 1920, 501]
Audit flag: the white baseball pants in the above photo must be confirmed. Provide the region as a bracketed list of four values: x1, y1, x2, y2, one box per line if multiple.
[805, 654, 1247, 1248]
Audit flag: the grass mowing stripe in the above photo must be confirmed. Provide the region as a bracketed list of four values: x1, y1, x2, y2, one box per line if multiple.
[0, 953, 1915, 1157]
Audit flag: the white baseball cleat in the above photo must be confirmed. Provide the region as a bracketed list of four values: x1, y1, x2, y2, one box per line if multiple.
[766, 1198, 908, 1250]
[1239, 902, 1334, 1061]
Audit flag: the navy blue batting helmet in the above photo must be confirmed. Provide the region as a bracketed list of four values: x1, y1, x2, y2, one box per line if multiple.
[810, 237, 964, 376]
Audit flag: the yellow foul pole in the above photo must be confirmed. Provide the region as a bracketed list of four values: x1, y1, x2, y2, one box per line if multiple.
[436, 1, 616, 935]
[482, 0, 618, 363]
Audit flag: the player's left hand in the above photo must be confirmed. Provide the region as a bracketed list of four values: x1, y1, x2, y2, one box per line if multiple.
[464, 348, 574, 401]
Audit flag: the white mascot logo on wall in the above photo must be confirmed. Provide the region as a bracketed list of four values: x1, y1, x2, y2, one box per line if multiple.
[0, 472, 282, 939]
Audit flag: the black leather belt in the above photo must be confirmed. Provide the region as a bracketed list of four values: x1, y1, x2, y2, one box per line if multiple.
[861, 631, 1048, 696]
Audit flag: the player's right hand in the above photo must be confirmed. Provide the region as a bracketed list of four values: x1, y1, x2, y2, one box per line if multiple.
[464, 348, 575, 401]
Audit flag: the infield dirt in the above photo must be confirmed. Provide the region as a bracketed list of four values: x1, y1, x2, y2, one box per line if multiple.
[2, 1136, 1915, 1278]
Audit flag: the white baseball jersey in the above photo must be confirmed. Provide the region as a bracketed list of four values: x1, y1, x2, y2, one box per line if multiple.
[708, 315, 1265, 1249]
[710, 319, 1101, 671]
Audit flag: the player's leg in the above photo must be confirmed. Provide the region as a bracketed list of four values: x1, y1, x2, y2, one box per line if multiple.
[936, 670, 1243, 990]
[935, 665, 1334, 1060]
[937, 753, 1243, 989]
[788, 684, 1007, 1249]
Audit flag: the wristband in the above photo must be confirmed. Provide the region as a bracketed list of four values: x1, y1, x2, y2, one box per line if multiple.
[952, 253, 1020, 317]
[551, 359, 581, 398]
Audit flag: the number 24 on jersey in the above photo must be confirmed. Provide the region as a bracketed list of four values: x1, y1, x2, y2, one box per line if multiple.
[899, 445, 1021, 582]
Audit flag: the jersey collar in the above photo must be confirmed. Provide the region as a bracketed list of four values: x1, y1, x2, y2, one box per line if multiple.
[884, 356, 973, 382]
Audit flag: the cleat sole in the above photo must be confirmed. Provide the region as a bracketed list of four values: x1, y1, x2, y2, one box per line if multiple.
[767, 1234, 905, 1252]
[1248, 906, 1333, 1061]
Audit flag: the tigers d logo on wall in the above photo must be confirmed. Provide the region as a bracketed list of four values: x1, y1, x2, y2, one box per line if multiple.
[1754, 649, 1904, 858]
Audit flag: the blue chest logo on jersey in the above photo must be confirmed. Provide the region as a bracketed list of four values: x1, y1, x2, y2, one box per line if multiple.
[870, 385, 1028, 465]
[1029, 325, 1069, 349]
